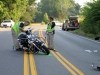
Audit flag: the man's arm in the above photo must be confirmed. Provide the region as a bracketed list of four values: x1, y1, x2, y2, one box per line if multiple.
[51, 22, 55, 29]
[19, 23, 26, 32]
[19, 27, 25, 32]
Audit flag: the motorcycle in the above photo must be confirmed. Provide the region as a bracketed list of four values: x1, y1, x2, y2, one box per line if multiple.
[17, 27, 50, 55]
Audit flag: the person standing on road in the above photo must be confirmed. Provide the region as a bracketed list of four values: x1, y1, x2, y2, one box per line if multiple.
[11, 21, 30, 51]
[46, 16, 56, 50]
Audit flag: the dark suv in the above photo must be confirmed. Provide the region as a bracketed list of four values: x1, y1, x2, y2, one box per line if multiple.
[62, 16, 79, 31]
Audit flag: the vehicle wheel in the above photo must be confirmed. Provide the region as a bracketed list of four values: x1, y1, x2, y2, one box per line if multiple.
[41, 45, 50, 55]
[10, 25, 12, 28]
[62, 24, 65, 31]
[62, 26, 64, 30]
[65, 28, 68, 31]
[31, 47, 39, 53]
[63, 28, 65, 31]
[62, 28, 64, 30]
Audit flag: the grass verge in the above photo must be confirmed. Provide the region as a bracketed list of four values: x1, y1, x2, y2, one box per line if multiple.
[69, 29, 97, 40]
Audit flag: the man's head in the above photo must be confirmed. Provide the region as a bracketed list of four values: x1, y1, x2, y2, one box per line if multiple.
[49, 16, 54, 22]
[24, 21, 30, 26]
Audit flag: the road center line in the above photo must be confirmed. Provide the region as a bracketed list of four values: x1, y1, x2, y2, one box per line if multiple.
[29, 53, 37, 75]
[51, 50, 77, 75]
[40, 28, 84, 75]
[24, 28, 39, 75]
[56, 52, 84, 75]
[24, 52, 29, 75]
[39, 29, 77, 74]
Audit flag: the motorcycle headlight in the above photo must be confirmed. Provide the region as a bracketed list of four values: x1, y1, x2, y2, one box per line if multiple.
[27, 35, 31, 38]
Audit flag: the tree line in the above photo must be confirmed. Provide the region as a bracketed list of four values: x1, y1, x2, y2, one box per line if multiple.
[0, 0, 99, 36]
[0, 0, 80, 24]
[0, 0, 36, 23]
[80, 0, 100, 36]
[0, 0, 80, 23]
[35, 0, 80, 23]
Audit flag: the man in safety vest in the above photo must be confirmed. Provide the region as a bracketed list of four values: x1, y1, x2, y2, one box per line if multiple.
[46, 16, 56, 50]
[11, 21, 30, 51]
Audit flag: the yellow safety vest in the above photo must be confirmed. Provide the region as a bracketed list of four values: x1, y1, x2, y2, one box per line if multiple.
[12, 22, 24, 35]
[46, 22, 55, 32]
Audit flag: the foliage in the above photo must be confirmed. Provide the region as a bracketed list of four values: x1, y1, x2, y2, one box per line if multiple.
[81, 0, 100, 35]
[0, 0, 81, 24]
[20, 5, 37, 22]
[41, 21, 45, 25]
[43, 13, 49, 24]
[67, 3, 80, 16]
[0, 0, 36, 23]
[35, 0, 80, 22]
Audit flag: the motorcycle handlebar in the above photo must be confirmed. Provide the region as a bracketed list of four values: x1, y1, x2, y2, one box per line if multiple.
[28, 27, 34, 30]
[25, 27, 34, 34]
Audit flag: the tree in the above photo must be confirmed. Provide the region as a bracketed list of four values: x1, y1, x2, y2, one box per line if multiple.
[0, 0, 36, 23]
[0, 1, 4, 22]
[43, 13, 49, 24]
[35, 0, 80, 22]
[20, 5, 37, 22]
[0, 0, 28, 22]
[67, 3, 80, 16]
[81, 0, 100, 35]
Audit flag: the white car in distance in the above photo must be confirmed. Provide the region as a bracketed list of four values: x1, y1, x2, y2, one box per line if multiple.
[54, 20, 62, 27]
[1, 20, 15, 28]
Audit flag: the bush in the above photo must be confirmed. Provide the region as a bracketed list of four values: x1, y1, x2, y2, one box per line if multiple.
[86, 33, 95, 38]
[41, 21, 45, 25]
[81, 1, 100, 35]
[70, 28, 95, 39]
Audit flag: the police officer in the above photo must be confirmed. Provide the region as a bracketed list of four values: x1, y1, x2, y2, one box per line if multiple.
[46, 16, 55, 50]
[11, 21, 30, 51]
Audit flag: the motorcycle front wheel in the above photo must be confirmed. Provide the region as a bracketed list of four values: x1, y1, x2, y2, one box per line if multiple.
[41, 45, 50, 55]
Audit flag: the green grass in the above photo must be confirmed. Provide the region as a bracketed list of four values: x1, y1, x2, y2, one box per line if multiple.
[69, 29, 96, 39]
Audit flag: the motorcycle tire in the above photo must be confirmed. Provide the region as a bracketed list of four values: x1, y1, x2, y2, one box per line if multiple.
[41, 45, 50, 55]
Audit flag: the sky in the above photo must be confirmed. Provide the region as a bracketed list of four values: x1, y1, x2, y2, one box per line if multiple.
[75, 0, 90, 6]
[36, 0, 91, 6]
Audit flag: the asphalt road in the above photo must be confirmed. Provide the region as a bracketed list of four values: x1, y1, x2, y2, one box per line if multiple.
[0, 26, 100, 75]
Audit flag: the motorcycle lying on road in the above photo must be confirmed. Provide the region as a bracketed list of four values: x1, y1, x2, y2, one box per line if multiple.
[17, 28, 50, 55]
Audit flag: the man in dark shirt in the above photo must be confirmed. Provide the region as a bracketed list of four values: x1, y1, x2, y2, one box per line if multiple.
[46, 16, 56, 50]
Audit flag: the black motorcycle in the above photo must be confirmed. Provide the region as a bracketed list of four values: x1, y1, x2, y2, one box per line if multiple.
[17, 28, 50, 55]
